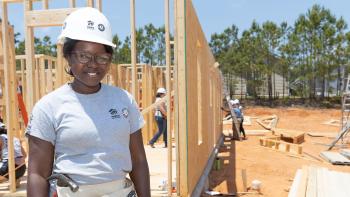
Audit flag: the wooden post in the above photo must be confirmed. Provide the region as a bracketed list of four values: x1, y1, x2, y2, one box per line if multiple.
[130, 0, 138, 100]
[86, 0, 94, 7]
[175, 0, 187, 195]
[298, 145, 303, 155]
[39, 56, 46, 98]
[1, 2, 17, 192]
[165, 0, 172, 195]
[286, 144, 290, 152]
[20, 59, 26, 103]
[69, 0, 76, 7]
[34, 58, 40, 102]
[55, 43, 64, 89]
[24, 0, 36, 113]
[259, 138, 264, 146]
[46, 58, 53, 92]
[42, 0, 48, 9]
[275, 142, 280, 150]
[96, 0, 102, 11]
[241, 169, 248, 192]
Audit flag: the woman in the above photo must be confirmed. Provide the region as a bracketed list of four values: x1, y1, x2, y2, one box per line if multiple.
[148, 88, 167, 148]
[26, 7, 150, 197]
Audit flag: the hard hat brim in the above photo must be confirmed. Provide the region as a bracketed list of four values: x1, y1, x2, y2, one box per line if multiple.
[58, 33, 116, 48]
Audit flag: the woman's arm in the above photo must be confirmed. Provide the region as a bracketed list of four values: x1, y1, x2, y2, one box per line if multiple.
[27, 135, 54, 197]
[20, 140, 27, 159]
[129, 130, 150, 197]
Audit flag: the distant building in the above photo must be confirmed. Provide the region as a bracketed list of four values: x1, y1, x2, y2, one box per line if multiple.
[257, 73, 289, 97]
[225, 73, 289, 98]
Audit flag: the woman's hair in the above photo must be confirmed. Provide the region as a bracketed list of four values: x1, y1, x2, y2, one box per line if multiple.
[0, 127, 6, 135]
[62, 38, 114, 76]
[156, 93, 164, 98]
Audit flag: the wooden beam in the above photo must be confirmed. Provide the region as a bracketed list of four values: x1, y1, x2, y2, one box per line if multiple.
[1, 0, 40, 2]
[130, 0, 137, 99]
[164, 0, 173, 196]
[86, 0, 94, 7]
[39, 56, 45, 97]
[25, 8, 77, 27]
[69, 0, 76, 7]
[55, 43, 64, 88]
[42, 0, 48, 9]
[1, 2, 17, 192]
[96, 0, 102, 11]
[175, 0, 188, 195]
[241, 169, 248, 192]
[24, 0, 35, 113]
[173, 0, 180, 195]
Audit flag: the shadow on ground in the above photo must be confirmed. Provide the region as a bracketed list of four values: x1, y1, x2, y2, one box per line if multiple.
[204, 136, 238, 196]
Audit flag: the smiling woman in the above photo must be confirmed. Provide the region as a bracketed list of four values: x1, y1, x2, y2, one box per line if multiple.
[25, 7, 150, 197]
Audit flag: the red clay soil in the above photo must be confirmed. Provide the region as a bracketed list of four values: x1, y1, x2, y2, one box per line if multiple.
[205, 106, 350, 197]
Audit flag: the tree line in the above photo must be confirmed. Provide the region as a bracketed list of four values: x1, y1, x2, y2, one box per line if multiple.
[13, 4, 349, 101]
[210, 4, 350, 100]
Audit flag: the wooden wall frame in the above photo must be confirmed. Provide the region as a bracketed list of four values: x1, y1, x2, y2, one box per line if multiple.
[174, 0, 223, 196]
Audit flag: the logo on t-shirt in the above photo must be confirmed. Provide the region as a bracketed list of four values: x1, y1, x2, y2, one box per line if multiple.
[122, 108, 129, 118]
[108, 109, 120, 119]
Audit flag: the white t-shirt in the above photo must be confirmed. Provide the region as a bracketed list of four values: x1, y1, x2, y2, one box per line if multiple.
[0, 134, 23, 163]
[154, 97, 165, 117]
[26, 83, 145, 185]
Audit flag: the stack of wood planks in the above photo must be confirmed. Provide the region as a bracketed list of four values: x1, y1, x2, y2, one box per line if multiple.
[289, 166, 350, 197]
[320, 150, 350, 165]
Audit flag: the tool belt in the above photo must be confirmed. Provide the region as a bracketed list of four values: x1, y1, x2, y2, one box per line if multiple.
[50, 175, 137, 197]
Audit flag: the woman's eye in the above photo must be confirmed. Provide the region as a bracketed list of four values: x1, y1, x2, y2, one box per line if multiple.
[80, 53, 90, 60]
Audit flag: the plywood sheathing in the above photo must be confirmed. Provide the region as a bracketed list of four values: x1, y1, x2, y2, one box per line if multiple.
[289, 166, 350, 197]
[175, 0, 223, 195]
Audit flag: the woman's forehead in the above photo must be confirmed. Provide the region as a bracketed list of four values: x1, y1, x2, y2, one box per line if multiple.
[74, 41, 106, 52]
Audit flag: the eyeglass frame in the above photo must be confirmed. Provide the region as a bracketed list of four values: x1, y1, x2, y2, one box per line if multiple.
[70, 51, 112, 65]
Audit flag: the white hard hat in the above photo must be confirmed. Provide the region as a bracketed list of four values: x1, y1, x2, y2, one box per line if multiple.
[58, 7, 116, 48]
[234, 99, 240, 104]
[157, 88, 166, 94]
[229, 100, 235, 105]
[230, 99, 238, 105]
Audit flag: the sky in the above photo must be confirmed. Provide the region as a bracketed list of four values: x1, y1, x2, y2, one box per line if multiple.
[3, 0, 350, 44]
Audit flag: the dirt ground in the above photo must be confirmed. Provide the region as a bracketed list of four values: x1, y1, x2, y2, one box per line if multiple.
[206, 106, 350, 197]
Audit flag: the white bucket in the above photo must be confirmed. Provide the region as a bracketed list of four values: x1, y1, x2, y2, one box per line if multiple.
[251, 179, 262, 190]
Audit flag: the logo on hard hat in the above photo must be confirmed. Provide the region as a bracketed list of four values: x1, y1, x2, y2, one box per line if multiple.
[122, 108, 129, 118]
[98, 24, 105, 32]
[87, 20, 95, 30]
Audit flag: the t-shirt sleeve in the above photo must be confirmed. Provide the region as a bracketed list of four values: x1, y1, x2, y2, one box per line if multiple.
[25, 104, 56, 145]
[128, 96, 145, 134]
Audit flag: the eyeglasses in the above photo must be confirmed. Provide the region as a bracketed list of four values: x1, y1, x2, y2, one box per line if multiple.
[70, 51, 112, 65]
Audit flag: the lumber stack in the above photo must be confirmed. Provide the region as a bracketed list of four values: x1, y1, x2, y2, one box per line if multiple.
[289, 166, 350, 197]
[259, 137, 303, 155]
[256, 115, 278, 130]
[274, 129, 305, 144]
[320, 150, 350, 165]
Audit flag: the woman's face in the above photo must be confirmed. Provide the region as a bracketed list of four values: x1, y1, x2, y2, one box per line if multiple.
[68, 41, 111, 94]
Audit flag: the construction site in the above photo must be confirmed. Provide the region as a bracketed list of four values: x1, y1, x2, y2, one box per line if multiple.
[0, 0, 350, 197]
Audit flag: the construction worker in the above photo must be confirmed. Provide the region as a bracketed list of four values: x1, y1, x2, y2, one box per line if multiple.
[0, 122, 27, 187]
[221, 99, 246, 140]
[148, 87, 167, 148]
[26, 7, 150, 197]
[233, 99, 246, 140]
